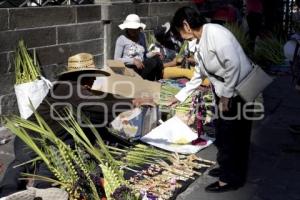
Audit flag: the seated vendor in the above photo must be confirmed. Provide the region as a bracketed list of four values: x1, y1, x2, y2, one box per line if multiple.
[150, 24, 210, 87]
[0, 53, 152, 197]
[114, 14, 163, 81]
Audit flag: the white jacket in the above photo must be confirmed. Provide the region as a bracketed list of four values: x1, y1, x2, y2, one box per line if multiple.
[175, 23, 253, 102]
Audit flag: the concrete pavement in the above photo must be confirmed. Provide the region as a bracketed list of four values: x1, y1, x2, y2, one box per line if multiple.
[177, 76, 300, 200]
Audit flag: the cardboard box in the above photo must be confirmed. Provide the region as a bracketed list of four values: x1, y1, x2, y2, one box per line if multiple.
[106, 60, 142, 79]
[92, 60, 161, 102]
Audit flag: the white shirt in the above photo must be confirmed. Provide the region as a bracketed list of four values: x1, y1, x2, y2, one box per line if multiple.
[175, 23, 253, 102]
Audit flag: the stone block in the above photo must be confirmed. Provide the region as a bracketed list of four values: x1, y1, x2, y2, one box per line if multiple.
[0, 53, 10, 74]
[157, 15, 173, 26]
[69, 39, 104, 57]
[0, 28, 56, 52]
[94, 54, 104, 67]
[0, 74, 14, 95]
[57, 22, 103, 44]
[140, 16, 158, 30]
[103, 4, 135, 20]
[109, 20, 123, 58]
[9, 7, 76, 29]
[36, 44, 71, 66]
[0, 9, 8, 31]
[41, 64, 66, 81]
[134, 3, 149, 17]
[77, 5, 102, 23]
[149, 2, 189, 17]
[0, 93, 19, 116]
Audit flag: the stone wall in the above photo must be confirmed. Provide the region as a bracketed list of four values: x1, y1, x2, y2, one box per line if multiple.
[0, 1, 190, 116]
[0, 5, 104, 116]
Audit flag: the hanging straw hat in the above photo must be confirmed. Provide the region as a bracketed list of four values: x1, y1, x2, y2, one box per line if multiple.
[58, 53, 107, 77]
[118, 14, 146, 30]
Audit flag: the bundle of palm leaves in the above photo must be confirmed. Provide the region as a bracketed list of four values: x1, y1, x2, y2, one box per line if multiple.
[4, 107, 133, 200]
[5, 105, 214, 200]
[15, 40, 41, 85]
[254, 34, 285, 66]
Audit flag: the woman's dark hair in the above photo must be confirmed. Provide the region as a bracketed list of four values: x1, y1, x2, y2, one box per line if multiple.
[296, 0, 300, 7]
[171, 6, 207, 37]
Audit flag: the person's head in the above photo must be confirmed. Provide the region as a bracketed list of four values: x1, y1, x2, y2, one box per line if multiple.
[296, 0, 300, 8]
[171, 6, 207, 41]
[126, 28, 141, 39]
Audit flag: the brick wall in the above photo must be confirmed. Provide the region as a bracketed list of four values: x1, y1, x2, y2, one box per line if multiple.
[0, 1, 190, 116]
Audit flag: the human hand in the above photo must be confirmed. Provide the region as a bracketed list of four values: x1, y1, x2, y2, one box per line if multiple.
[218, 96, 230, 112]
[133, 58, 144, 69]
[153, 52, 164, 60]
[132, 97, 155, 107]
[176, 57, 183, 64]
[186, 57, 196, 65]
[168, 96, 180, 107]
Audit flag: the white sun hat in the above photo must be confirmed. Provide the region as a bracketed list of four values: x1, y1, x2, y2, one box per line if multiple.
[119, 14, 146, 30]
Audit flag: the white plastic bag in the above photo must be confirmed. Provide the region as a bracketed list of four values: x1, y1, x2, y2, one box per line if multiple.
[111, 106, 159, 140]
[141, 116, 213, 154]
[14, 77, 52, 119]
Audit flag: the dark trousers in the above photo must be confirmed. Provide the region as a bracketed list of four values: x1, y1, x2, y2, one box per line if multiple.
[126, 56, 163, 81]
[214, 95, 253, 185]
[0, 137, 53, 197]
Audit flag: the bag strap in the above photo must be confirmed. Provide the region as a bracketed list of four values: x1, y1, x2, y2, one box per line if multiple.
[197, 52, 225, 82]
[40, 76, 53, 89]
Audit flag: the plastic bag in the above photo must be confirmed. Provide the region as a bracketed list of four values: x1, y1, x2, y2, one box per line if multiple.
[111, 106, 159, 140]
[14, 77, 52, 119]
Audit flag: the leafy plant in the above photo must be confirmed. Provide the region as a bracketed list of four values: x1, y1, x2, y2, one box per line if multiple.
[145, 31, 157, 50]
[254, 34, 285, 66]
[15, 40, 41, 84]
[4, 106, 120, 199]
[108, 144, 171, 168]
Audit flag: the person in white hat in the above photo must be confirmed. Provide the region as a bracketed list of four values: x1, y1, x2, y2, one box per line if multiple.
[114, 14, 163, 81]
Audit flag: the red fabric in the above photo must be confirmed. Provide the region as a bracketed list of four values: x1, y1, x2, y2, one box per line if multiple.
[246, 0, 263, 13]
[212, 5, 237, 23]
[192, 0, 205, 4]
[191, 137, 207, 145]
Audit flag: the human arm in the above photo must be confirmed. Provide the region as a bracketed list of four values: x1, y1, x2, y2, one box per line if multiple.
[114, 36, 135, 65]
[174, 63, 204, 102]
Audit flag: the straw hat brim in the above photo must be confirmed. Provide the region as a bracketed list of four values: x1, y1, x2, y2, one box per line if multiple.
[119, 22, 146, 30]
[57, 68, 110, 78]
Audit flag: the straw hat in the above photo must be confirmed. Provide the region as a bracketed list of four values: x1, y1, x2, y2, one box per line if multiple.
[119, 14, 146, 30]
[58, 53, 107, 77]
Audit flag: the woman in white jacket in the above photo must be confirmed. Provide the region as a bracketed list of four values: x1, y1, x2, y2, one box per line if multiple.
[170, 7, 253, 192]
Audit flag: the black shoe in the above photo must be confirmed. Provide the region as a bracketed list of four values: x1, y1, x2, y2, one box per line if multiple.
[208, 168, 221, 177]
[205, 181, 240, 193]
[289, 125, 300, 134]
[296, 78, 300, 92]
